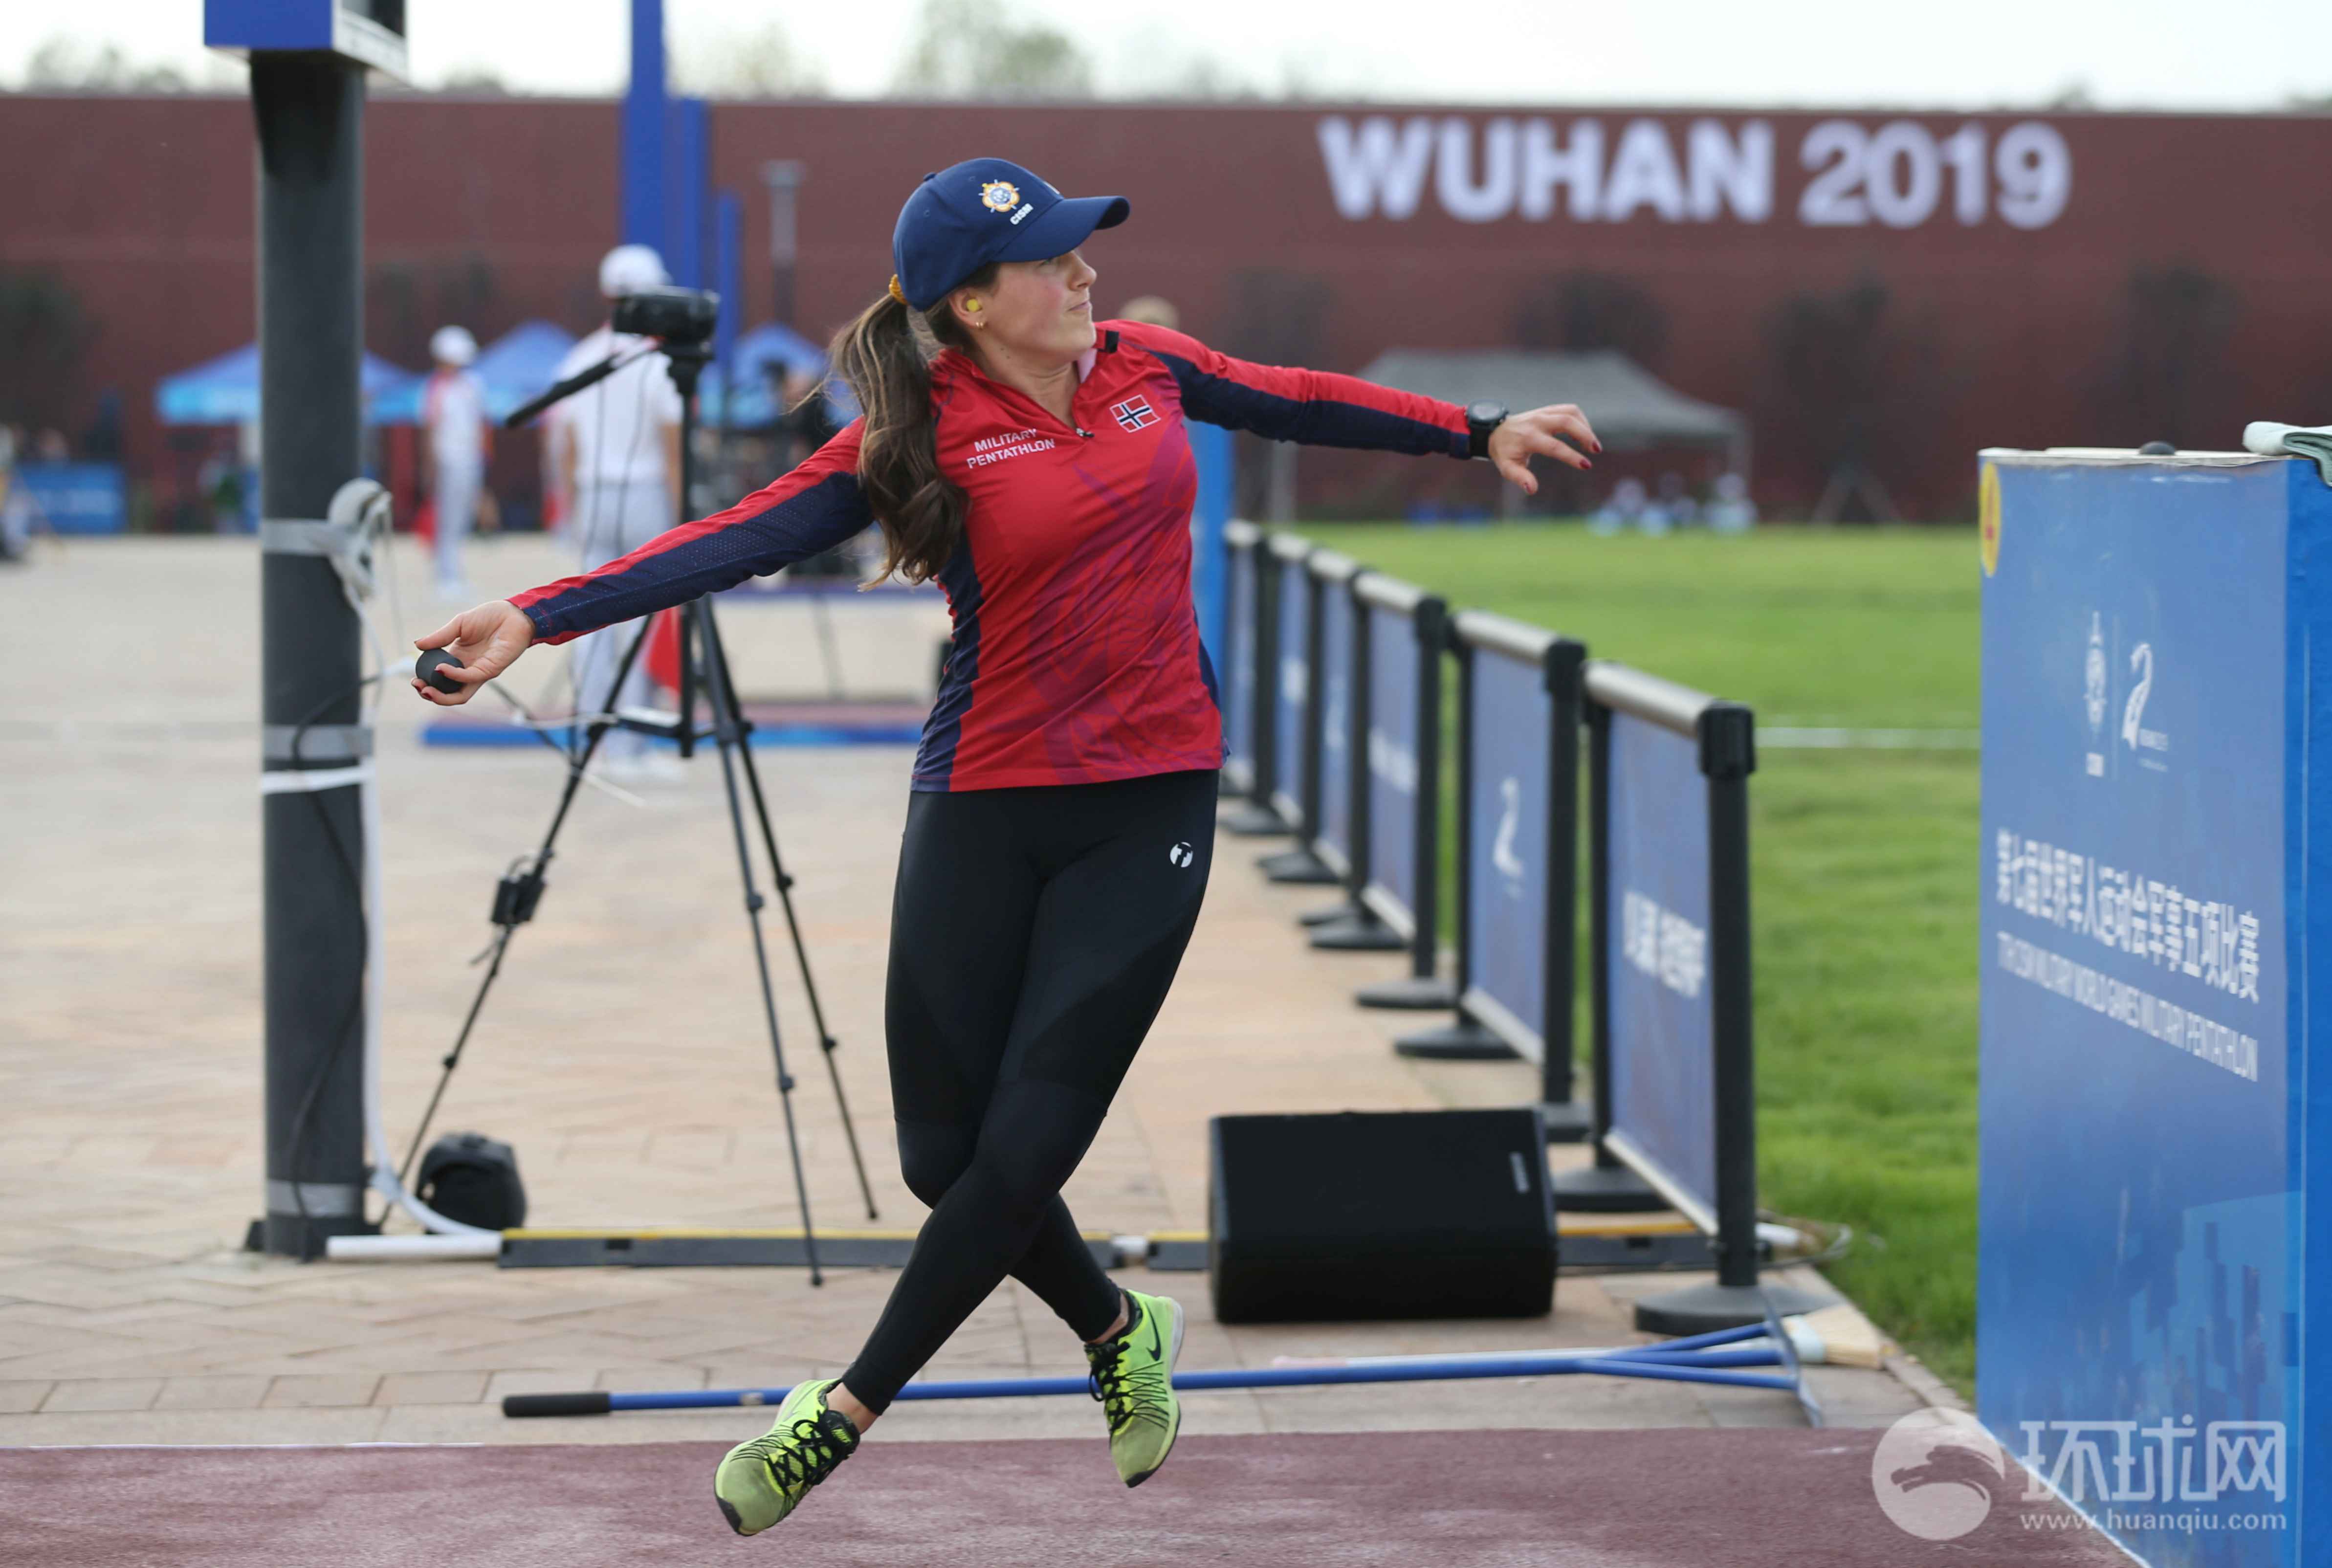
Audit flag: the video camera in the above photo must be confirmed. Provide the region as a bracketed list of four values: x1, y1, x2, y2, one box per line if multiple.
[612, 285, 720, 347]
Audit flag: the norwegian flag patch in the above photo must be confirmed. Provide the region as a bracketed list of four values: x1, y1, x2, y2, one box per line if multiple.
[1110, 396, 1159, 433]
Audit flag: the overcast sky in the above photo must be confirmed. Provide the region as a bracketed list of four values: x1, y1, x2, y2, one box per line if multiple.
[4, 0, 2328, 109]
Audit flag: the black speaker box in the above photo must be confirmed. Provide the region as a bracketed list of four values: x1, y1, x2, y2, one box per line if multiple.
[417, 1131, 528, 1231]
[1208, 1108, 1555, 1323]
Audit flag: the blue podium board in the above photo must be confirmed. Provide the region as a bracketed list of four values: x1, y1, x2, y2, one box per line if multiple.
[1979, 451, 2332, 1568]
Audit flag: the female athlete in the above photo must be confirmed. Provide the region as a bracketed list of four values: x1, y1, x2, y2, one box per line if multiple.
[412, 156, 1599, 1537]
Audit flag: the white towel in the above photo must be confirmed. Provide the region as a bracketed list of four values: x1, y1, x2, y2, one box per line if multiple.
[2243, 421, 2332, 485]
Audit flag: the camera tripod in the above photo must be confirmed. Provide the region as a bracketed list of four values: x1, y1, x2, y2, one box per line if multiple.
[407, 328, 877, 1283]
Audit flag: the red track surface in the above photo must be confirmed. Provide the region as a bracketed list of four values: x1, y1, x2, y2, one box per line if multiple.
[2, 1429, 2124, 1567]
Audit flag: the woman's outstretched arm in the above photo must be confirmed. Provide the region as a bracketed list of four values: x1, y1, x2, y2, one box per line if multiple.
[411, 423, 875, 706]
[1117, 321, 1598, 491]
[510, 421, 874, 645]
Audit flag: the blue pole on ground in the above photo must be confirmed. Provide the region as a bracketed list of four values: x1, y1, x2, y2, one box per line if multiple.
[502, 1327, 1802, 1417]
[622, 0, 666, 248]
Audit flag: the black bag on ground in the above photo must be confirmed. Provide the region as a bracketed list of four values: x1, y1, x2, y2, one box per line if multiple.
[1209, 1108, 1556, 1323]
[416, 1131, 527, 1231]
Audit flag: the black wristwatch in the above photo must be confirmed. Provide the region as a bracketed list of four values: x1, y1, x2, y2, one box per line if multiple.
[1465, 401, 1508, 460]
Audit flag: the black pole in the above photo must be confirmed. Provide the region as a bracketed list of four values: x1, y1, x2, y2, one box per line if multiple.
[1587, 702, 1612, 1151]
[1298, 569, 1326, 847]
[1410, 596, 1445, 972]
[1442, 624, 1470, 1002]
[254, 54, 370, 1259]
[1537, 639, 1590, 1141]
[1344, 581, 1372, 896]
[1702, 704, 1760, 1291]
[1553, 695, 1663, 1209]
[1256, 546, 1277, 807]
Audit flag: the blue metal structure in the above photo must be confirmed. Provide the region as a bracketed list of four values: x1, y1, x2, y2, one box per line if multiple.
[1978, 450, 2332, 1568]
[622, 0, 666, 251]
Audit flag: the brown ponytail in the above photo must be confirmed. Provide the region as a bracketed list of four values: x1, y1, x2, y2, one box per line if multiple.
[826, 263, 996, 586]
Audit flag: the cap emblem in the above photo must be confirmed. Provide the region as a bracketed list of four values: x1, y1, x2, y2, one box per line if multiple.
[980, 180, 1022, 213]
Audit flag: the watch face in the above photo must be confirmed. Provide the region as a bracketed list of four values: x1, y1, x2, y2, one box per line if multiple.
[1467, 401, 1507, 425]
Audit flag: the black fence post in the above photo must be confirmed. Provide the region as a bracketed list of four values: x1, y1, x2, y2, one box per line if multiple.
[1536, 638, 1591, 1142]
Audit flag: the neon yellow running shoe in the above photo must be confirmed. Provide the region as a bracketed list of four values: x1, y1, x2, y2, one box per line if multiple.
[1085, 1289, 1184, 1486]
[714, 1378, 861, 1536]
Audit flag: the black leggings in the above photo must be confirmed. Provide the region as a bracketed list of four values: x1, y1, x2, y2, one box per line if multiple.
[839, 768, 1217, 1414]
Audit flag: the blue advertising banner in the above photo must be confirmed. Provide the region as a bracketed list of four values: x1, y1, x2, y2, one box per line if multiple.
[1316, 576, 1354, 873]
[15, 463, 126, 535]
[1364, 600, 1420, 935]
[1223, 533, 1257, 789]
[1604, 710, 1719, 1226]
[1464, 647, 1551, 1061]
[1271, 548, 1311, 823]
[1979, 453, 2332, 1568]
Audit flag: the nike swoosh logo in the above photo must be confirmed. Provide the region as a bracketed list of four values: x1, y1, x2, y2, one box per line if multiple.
[1144, 1312, 1163, 1361]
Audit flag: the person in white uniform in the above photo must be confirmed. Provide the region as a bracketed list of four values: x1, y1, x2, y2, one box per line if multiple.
[422, 325, 491, 600]
[546, 244, 685, 769]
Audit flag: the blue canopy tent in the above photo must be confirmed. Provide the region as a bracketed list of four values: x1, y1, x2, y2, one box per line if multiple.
[369, 320, 579, 425]
[699, 320, 853, 429]
[154, 342, 414, 531]
[154, 342, 414, 426]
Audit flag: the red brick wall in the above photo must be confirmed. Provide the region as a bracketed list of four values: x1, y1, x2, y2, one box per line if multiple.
[4, 92, 2329, 521]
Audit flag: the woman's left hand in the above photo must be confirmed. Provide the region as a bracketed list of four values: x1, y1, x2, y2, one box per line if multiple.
[1487, 405, 1601, 496]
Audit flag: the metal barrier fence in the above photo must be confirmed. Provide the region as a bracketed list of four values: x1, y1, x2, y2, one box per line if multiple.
[1389, 612, 1591, 1142]
[1335, 570, 1452, 1002]
[1219, 521, 1286, 837]
[1257, 534, 1340, 886]
[1294, 551, 1408, 952]
[1219, 534, 1813, 1329]
[1552, 661, 1828, 1333]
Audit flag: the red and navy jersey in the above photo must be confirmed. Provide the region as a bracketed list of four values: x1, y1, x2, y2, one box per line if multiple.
[509, 320, 1471, 792]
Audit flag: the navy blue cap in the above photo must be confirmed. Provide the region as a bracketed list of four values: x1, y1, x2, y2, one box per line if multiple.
[892, 158, 1130, 312]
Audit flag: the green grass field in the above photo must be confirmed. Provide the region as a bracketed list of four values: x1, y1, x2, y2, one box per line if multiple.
[1296, 523, 1982, 1394]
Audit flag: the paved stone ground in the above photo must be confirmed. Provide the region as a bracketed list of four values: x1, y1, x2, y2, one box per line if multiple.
[0, 534, 1934, 1448]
